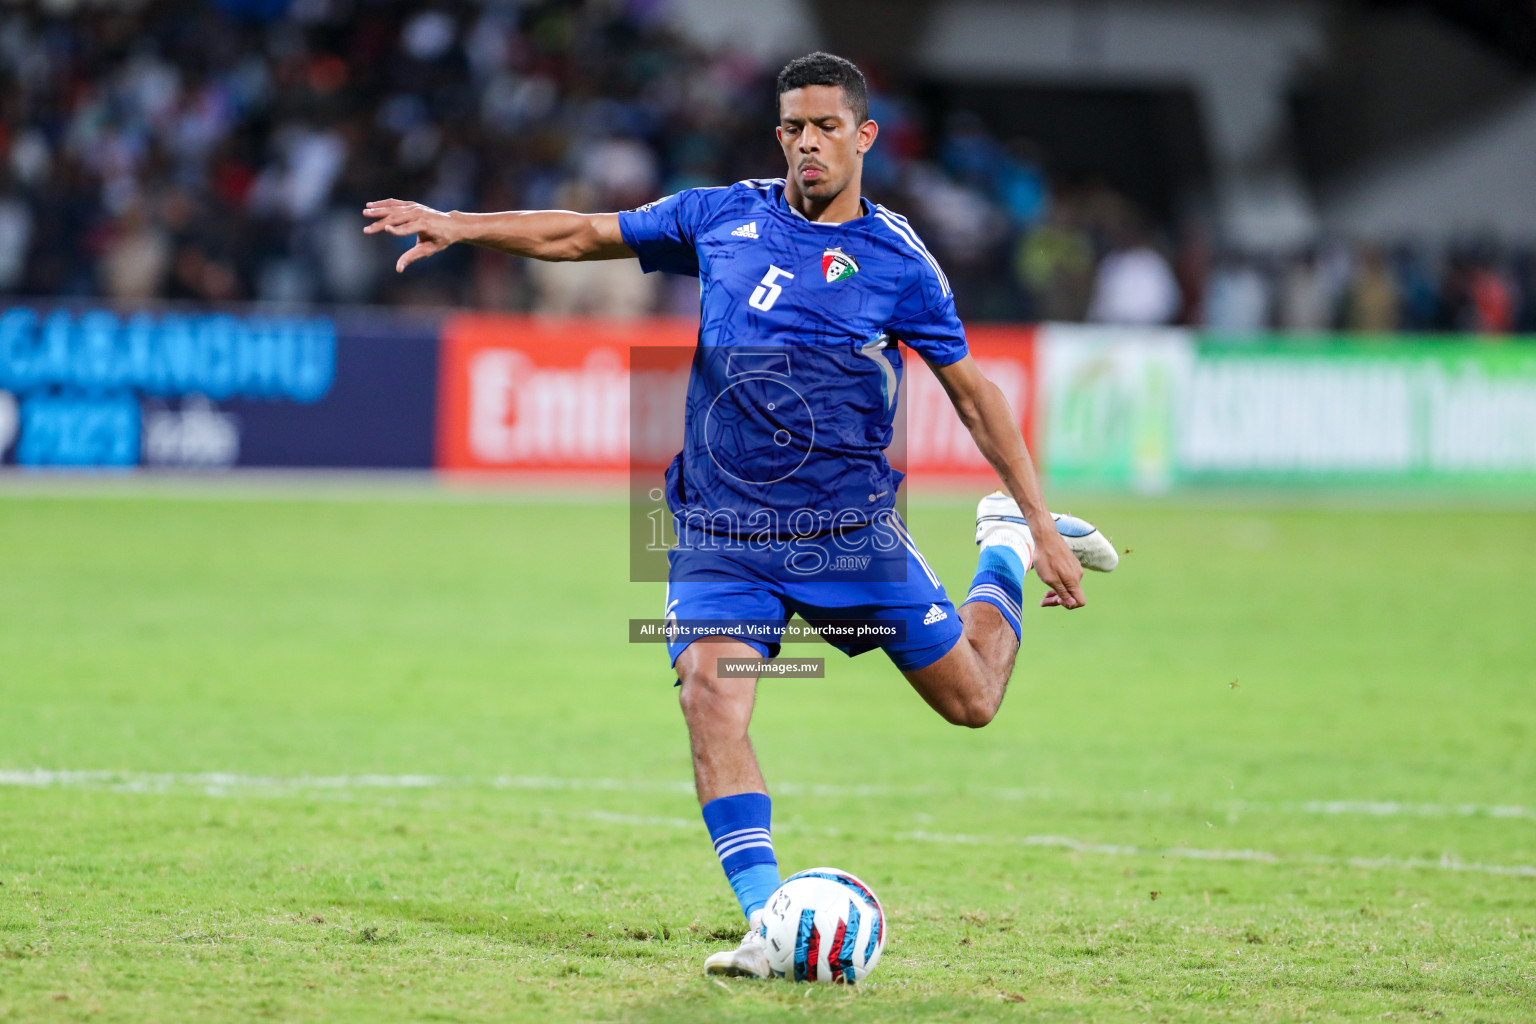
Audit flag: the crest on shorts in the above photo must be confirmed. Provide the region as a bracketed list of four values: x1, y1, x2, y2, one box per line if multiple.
[822, 247, 859, 283]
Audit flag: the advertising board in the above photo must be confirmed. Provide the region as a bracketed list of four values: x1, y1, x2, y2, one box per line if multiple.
[1037, 325, 1536, 487]
[435, 314, 1035, 482]
[0, 306, 438, 469]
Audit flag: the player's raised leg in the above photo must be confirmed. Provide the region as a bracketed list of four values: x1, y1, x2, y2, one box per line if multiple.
[902, 493, 1116, 727]
[900, 606, 1017, 728]
[976, 490, 1119, 577]
[675, 637, 779, 977]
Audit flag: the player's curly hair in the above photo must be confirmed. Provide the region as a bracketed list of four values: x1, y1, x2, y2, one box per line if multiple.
[776, 52, 869, 125]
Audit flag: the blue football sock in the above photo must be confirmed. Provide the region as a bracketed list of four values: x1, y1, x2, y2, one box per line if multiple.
[965, 544, 1026, 640]
[701, 792, 781, 919]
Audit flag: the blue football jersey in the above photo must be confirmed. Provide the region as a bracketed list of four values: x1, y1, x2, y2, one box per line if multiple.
[619, 178, 967, 535]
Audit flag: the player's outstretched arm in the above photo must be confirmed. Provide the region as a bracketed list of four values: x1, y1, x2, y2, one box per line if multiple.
[362, 200, 634, 273]
[928, 355, 1087, 609]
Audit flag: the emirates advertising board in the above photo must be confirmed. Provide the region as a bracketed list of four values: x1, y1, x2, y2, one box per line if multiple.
[434, 314, 1037, 481]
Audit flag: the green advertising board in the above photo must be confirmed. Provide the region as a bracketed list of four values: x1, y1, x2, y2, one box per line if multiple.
[1038, 326, 1536, 489]
[1037, 325, 1193, 491]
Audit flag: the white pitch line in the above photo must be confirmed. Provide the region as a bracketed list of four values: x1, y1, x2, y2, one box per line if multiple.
[1338, 854, 1536, 878]
[1218, 798, 1536, 822]
[0, 769, 695, 796]
[5, 769, 1533, 880]
[584, 814, 1535, 879]
[3, 769, 1533, 825]
[0, 769, 949, 801]
[1299, 800, 1536, 821]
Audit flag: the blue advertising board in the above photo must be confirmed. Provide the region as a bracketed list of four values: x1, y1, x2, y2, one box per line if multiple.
[0, 306, 439, 469]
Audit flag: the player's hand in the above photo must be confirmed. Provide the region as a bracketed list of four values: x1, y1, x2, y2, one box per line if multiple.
[1032, 529, 1086, 609]
[362, 199, 459, 272]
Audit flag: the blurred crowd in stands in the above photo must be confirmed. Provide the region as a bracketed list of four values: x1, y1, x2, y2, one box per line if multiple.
[2, 0, 1534, 334]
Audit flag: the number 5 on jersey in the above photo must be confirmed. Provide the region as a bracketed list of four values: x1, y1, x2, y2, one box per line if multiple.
[749, 265, 795, 311]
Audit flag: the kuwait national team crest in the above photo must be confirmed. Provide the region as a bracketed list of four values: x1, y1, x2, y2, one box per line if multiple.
[822, 247, 859, 283]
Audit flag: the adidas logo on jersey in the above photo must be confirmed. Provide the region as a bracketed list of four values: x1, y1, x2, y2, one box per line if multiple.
[731, 222, 759, 239]
[923, 604, 948, 626]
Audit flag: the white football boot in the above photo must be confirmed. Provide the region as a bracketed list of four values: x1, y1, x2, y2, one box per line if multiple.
[975, 491, 1119, 572]
[703, 911, 772, 978]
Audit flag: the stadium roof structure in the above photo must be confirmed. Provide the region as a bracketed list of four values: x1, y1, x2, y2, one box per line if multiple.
[1365, 0, 1536, 69]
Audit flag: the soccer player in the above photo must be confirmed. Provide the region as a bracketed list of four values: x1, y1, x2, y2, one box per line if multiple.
[364, 52, 1117, 978]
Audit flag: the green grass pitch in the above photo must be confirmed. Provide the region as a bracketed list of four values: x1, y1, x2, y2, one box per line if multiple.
[1, 484, 1533, 1022]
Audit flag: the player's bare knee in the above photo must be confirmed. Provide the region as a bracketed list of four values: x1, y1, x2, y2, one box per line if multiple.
[919, 672, 999, 728]
[964, 700, 1000, 728]
[675, 671, 719, 720]
[941, 695, 998, 729]
[677, 671, 750, 731]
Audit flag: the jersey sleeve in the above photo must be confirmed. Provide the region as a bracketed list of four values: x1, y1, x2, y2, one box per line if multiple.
[885, 258, 968, 366]
[617, 189, 718, 277]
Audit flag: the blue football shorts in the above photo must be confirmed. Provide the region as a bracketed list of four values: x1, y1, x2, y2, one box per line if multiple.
[662, 517, 964, 674]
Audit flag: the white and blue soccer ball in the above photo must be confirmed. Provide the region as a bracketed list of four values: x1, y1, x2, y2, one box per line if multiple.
[760, 867, 886, 983]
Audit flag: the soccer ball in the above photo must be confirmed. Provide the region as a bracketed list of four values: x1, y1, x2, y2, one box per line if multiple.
[760, 867, 886, 983]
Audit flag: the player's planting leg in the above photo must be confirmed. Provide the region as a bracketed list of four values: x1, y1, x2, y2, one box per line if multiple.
[676, 637, 771, 806]
[698, 789, 777, 978]
[676, 637, 779, 978]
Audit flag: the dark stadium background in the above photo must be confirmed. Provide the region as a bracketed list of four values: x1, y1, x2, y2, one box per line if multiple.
[2, 0, 1534, 331]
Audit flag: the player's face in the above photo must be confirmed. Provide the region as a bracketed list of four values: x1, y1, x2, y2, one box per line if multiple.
[776, 85, 877, 201]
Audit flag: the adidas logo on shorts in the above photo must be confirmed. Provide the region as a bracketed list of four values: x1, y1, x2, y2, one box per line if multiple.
[731, 222, 759, 239]
[923, 604, 948, 625]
